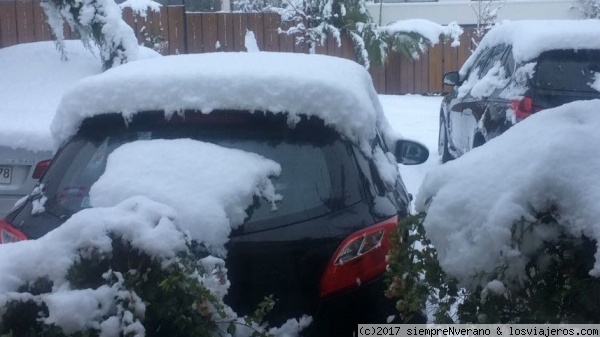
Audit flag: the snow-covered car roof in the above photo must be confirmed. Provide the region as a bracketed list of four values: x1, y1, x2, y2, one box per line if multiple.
[0, 41, 101, 152]
[51, 52, 395, 153]
[460, 20, 600, 76]
[0, 40, 160, 152]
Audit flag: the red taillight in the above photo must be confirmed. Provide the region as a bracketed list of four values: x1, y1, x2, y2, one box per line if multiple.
[32, 159, 51, 179]
[319, 216, 398, 298]
[0, 218, 27, 244]
[510, 97, 540, 120]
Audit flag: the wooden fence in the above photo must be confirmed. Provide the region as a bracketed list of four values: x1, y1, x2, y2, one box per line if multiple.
[0, 0, 478, 94]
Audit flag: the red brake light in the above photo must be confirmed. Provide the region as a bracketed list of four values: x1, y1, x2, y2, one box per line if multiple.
[32, 159, 51, 179]
[0, 218, 27, 244]
[319, 215, 398, 298]
[510, 97, 539, 120]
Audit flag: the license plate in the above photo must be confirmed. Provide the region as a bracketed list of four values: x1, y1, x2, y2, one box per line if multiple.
[0, 166, 11, 184]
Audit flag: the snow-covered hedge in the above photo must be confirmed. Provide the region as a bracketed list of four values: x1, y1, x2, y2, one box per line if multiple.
[387, 100, 600, 323]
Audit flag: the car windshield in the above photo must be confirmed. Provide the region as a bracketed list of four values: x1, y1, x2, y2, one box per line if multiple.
[39, 111, 364, 230]
[533, 49, 600, 92]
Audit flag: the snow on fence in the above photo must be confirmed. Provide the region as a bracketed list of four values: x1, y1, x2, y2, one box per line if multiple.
[0, 0, 478, 94]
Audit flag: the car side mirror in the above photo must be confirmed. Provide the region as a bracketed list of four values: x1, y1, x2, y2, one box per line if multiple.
[395, 140, 429, 165]
[443, 71, 460, 86]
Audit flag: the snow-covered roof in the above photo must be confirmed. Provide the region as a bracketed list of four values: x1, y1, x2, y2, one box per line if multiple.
[51, 52, 394, 153]
[460, 20, 600, 76]
[89, 138, 282, 255]
[415, 99, 600, 288]
[0, 40, 160, 152]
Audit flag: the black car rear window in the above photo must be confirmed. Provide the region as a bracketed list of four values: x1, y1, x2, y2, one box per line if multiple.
[38, 111, 364, 231]
[533, 49, 600, 92]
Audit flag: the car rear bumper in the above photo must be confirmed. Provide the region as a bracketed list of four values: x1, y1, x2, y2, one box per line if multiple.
[305, 277, 405, 337]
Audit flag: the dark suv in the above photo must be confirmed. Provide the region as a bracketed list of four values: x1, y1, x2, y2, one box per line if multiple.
[0, 52, 428, 335]
[439, 20, 600, 162]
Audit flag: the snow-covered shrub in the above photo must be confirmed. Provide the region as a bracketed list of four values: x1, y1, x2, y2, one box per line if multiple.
[387, 100, 600, 323]
[386, 213, 600, 323]
[575, 0, 600, 19]
[41, 0, 141, 69]
[0, 198, 308, 336]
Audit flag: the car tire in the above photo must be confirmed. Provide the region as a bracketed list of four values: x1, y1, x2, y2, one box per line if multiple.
[438, 115, 454, 163]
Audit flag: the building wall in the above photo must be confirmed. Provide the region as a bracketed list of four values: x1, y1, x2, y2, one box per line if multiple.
[366, 0, 581, 25]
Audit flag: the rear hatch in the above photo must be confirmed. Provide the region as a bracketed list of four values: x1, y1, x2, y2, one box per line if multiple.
[7, 111, 395, 326]
[0, 146, 52, 218]
[532, 49, 600, 109]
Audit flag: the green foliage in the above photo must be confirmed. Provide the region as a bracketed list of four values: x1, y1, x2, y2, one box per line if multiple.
[385, 213, 459, 323]
[385, 210, 600, 323]
[0, 235, 277, 336]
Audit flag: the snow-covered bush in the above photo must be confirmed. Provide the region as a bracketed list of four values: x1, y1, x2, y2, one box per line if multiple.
[387, 100, 600, 323]
[575, 0, 600, 19]
[40, 0, 153, 69]
[0, 197, 311, 336]
[386, 213, 600, 323]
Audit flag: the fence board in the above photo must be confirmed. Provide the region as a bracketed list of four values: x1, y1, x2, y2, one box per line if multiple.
[246, 13, 264, 51]
[428, 43, 443, 93]
[217, 13, 234, 51]
[414, 51, 429, 94]
[399, 54, 415, 94]
[32, 3, 51, 41]
[457, 27, 472, 70]
[370, 65, 386, 94]
[0, 1, 18, 47]
[231, 13, 247, 52]
[167, 5, 185, 54]
[278, 20, 294, 53]
[385, 53, 401, 95]
[201, 13, 218, 52]
[263, 12, 278, 52]
[340, 33, 355, 61]
[15, 0, 35, 43]
[186, 13, 202, 53]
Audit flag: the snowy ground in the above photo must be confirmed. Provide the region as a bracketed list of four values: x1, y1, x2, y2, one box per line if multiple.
[378, 94, 444, 199]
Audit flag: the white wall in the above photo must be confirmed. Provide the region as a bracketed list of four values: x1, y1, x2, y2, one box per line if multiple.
[366, 0, 581, 25]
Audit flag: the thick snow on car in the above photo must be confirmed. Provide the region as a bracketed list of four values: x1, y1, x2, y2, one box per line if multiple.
[1, 52, 428, 335]
[439, 20, 600, 162]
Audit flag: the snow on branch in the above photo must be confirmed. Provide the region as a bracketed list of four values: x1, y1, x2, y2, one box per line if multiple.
[41, 0, 141, 69]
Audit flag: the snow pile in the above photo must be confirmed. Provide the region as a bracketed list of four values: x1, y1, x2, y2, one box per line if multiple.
[379, 20, 462, 48]
[416, 99, 600, 287]
[244, 30, 260, 52]
[0, 40, 160, 152]
[90, 139, 282, 255]
[460, 20, 600, 76]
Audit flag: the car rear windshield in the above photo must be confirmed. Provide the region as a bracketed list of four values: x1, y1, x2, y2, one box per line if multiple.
[39, 111, 364, 231]
[533, 49, 600, 92]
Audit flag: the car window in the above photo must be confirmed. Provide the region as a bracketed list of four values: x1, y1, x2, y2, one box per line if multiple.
[533, 49, 600, 92]
[37, 112, 365, 231]
[478, 45, 508, 77]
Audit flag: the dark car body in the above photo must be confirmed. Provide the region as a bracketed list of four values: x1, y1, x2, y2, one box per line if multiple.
[439, 23, 600, 162]
[1, 110, 426, 335]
